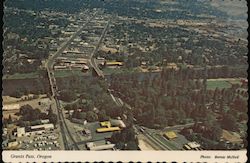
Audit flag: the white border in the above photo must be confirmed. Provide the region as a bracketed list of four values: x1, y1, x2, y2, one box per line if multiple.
[2, 150, 247, 162]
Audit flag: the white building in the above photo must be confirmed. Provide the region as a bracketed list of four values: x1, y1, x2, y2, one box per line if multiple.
[110, 119, 126, 128]
[3, 104, 20, 111]
[17, 127, 25, 137]
[8, 140, 19, 148]
[187, 142, 201, 149]
[14, 124, 54, 137]
[40, 119, 50, 124]
[30, 123, 54, 130]
[86, 141, 115, 151]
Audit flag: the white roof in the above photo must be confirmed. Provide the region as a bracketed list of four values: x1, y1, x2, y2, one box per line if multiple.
[187, 142, 200, 148]
[40, 119, 50, 124]
[89, 144, 115, 151]
[17, 127, 25, 134]
[3, 104, 20, 110]
[30, 123, 54, 130]
[110, 119, 126, 128]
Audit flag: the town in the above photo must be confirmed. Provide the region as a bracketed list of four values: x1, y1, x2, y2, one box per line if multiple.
[2, 0, 248, 151]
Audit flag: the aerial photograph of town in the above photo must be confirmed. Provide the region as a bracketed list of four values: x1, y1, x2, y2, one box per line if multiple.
[2, 0, 248, 151]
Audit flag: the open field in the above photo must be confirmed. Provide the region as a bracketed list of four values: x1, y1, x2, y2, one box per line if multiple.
[2, 95, 51, 121]
[207, 80, 231, 90]
[3, 72, 39, 80]
[54, 69, 90, 78]
[206, 78, 243, 90]
[103, 67, 141, 74]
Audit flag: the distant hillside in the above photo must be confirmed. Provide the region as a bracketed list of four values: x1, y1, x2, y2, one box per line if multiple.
[208, 0, 247, 20]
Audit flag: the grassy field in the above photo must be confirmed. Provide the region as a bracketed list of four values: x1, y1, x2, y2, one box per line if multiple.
[103, 67, 141, 74]
[207, 80, 231, 90]
[3, 72, 39, 80]
[206, 78, 244, 90]
[54, 69, 89, 78]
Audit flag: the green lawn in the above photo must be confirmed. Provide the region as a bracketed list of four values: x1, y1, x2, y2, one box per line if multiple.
[103, 67, 141, 74]
[207, 80, 232, 90]
[3, 72, 39, 80]
[54, 70, 89, 78]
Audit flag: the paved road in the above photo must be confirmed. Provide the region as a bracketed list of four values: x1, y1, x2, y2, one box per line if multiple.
[45, 12, 97, 70]
[134, 125, 179, 150]
[89, 20, 110, 78]
[162, 123, 195, 132]
[45, 12, 97, 150]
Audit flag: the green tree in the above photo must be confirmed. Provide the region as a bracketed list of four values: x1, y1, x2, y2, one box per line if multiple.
[48, 107, 57, 125]
[78, 112, 87, 120]
[58, 90, 77, 102]
[86, 111, 98, 122]
[48, 113, 58, 126]
[221, 114, 237, 131]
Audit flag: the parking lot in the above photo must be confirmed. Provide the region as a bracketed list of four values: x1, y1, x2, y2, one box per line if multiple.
[17, 130, 62, 150]
[73, 122, 115, 147]
[85, 122, 114, 142]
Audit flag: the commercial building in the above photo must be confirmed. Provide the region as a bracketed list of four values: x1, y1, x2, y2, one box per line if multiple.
[96, 121, 121, 133]
[40, 119, 50, 124]
[86, 140, 115, 150]
[3, 104, 20, 111]
[17, 127, 26, 137]
[100, 121, 112, 128]
[14, 124, 54, 137]
[164, 131, 178, 140]
[106, 61, 123, 68]
[30, 123, 54, 130]
[183, 142, 202, 150]
[110, 119, 126, 128]
[8, 140, 19, 148]
[96, 127, 120, 133]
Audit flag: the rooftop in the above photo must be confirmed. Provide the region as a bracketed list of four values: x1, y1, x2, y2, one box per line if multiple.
[164, 131, 177, 139]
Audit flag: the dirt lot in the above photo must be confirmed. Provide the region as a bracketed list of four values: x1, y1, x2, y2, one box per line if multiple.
[3, 94, 52, 121]
[137, 134, 157, 150]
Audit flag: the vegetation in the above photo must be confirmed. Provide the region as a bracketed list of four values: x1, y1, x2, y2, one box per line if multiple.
[3, 72, 40, 80]
[207, 80, 232, 90]
[16, 104, 58, 126]
[110, 127, 139, 150]
[107, 67, 247, 150]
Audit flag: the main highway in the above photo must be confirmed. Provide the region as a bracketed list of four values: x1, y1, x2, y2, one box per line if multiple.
[45, 11, 97, 70]
[89, 19, 110, 78]
[134, 125, 179, 150]
[45, 12, 97, 150]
